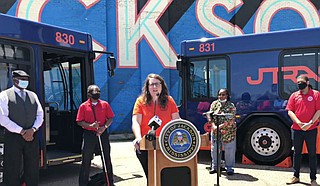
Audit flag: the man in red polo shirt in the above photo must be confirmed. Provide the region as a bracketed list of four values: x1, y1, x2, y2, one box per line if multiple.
[76, 85, 115, 186]
[286, 75, 320, 186]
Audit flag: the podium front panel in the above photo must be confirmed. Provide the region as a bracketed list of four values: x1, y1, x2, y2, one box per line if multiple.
[161, 166, 191, 186]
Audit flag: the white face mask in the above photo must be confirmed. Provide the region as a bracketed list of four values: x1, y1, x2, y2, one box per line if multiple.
[219, 99, 227, 103]
[18, 80, 29, 89]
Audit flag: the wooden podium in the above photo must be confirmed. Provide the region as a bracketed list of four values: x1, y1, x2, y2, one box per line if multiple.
[140, 133, 210, 186]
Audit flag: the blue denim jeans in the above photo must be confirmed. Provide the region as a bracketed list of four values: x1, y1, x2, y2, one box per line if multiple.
[211, 135, 236, 172]
[291, 129, 317, 180]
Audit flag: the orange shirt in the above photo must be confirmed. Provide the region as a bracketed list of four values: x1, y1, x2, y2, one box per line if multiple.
[133, 96, 179, 137]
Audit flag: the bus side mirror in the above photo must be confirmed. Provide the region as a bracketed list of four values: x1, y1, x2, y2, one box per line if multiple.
[107, 55, 116, 77]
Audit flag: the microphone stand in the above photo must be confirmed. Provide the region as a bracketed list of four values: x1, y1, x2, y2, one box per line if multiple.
[152, 125, 157, 186]
[152, 94, 158, 186]
[203, 112, 233, 186]
[215, 113, 220, 186]
[152, 97, 157, 150]
[146, 93, 161, 186]
[213, 113, 233, 186]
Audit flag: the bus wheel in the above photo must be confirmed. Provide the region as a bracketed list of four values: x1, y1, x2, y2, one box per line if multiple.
[243, 117, 291, 165]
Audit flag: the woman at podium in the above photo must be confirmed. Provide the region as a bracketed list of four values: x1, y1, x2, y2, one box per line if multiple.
[131, 73, 180, 181]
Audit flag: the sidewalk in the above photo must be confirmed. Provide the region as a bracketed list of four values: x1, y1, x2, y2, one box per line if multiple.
[91, 140, 318, 186]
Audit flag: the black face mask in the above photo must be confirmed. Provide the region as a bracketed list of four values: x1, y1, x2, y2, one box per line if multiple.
[297, 82, 307, 90]
[91, 93, 100, 100]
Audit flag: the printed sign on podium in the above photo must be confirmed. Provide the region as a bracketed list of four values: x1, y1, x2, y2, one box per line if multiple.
[140, 119, 209, 186]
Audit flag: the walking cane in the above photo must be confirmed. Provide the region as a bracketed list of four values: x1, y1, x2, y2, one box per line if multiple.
[92, 105, 110, 186]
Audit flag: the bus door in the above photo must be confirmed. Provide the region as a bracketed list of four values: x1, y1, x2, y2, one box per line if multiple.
[182, 57, 228, 134]
[42, 49, 88, 166]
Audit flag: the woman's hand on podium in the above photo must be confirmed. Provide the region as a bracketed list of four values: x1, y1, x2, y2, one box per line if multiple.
[133, 138, 141, 154]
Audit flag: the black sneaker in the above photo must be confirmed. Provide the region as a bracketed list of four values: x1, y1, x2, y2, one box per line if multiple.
[209, 167, 226, 174]
[227, 171, 234, 175]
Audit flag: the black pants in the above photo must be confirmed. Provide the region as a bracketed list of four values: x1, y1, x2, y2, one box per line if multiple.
[4, 131, 39, 186]
[292, 129, 317, 180]
[136, 150, 148, 179]
[79, 130, 114, 186]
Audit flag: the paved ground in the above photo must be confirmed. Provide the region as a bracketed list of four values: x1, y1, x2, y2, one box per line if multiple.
[95, 141, 318, 186]
[38, 140, 319, 186]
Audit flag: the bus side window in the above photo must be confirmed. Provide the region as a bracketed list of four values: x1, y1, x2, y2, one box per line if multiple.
[0, 63, 8, 91]
[280, 51, 317, 99]
[0, 63, 16, 91]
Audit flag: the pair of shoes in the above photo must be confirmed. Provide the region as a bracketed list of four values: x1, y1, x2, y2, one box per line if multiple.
[227, 171, 234, 175]
[227, 170, 234, 175]
[311, 179, 318, 186]
[226, 168, 234, 175]
[286, 176, 299, 185]
[208, 167, 225, 174]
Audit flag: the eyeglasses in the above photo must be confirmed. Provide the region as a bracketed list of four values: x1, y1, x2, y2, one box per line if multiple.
[218, 93, 226, 96]
[149, 82, 161, 87]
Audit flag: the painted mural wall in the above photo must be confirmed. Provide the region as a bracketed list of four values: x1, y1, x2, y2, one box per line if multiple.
[2, 0, 320, 134]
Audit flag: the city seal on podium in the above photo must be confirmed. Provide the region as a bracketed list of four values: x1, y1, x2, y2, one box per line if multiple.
[159, 119, 201, 163]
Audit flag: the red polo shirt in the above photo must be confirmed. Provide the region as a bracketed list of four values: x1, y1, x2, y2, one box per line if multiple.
[133, 96, 179, 137]
[286, 88, 320, 130]
[76, 99, 114, 131]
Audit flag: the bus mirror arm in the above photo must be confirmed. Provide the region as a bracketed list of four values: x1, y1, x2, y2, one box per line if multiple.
[92, 50, 117, 77]
[93, 50, 114, 55]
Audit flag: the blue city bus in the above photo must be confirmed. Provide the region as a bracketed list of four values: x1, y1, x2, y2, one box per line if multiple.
[0, 13, 115, 181]
[176, 27, 320, 165]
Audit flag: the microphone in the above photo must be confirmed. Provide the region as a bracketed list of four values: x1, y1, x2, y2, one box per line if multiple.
[148, 115, 162, 130]
[202, 110, 216, 120]
[146, 92, 162, 141]
[203, 111, 234, 120]
[148, 92, 162, 130]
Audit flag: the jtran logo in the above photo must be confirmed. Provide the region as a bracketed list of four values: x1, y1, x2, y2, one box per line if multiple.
[247, 66, 320, 85]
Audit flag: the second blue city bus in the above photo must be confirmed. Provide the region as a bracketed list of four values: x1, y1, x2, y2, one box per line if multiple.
[176, 27, 320, 165]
